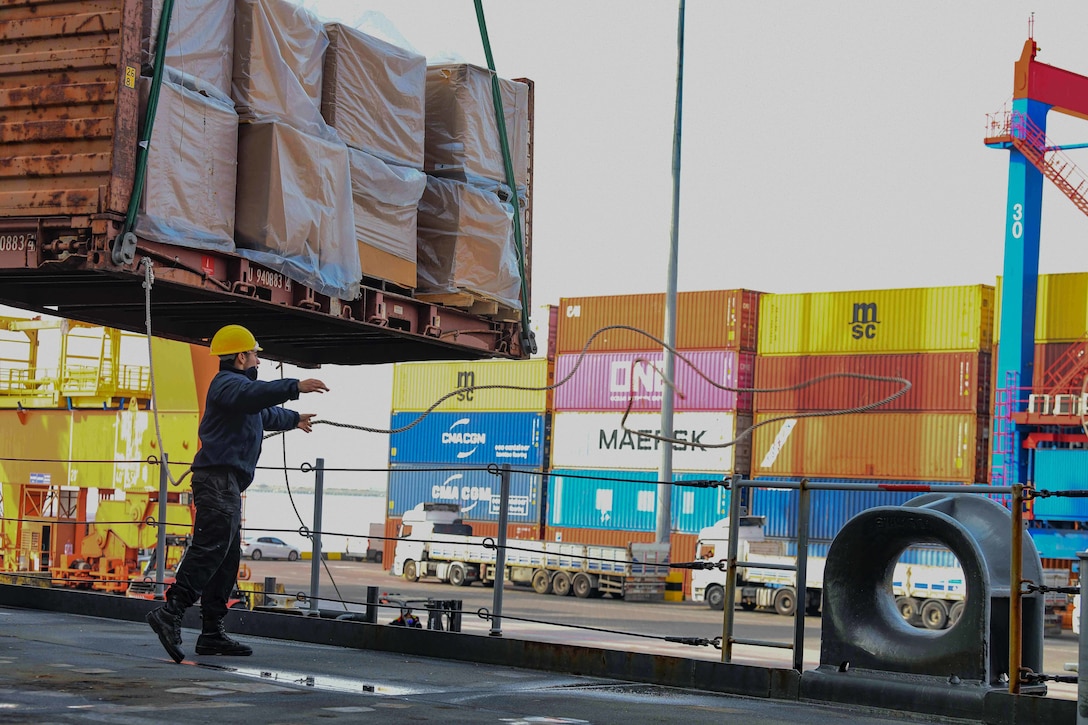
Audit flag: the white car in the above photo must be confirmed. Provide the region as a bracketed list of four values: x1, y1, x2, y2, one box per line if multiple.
[241, 536, 300, 561]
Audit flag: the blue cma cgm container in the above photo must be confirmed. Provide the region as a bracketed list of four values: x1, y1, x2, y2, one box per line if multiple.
[389, 411, 544, 467]
[1032, 448, 1088, 522]
[547, 468, 730, 534]
[388, 463, 542, 524]
[749, 477, 966, 540]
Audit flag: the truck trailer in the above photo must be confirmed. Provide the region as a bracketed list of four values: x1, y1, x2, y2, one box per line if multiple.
[393, 504, 671, 600]
[691, 517, 967, 630]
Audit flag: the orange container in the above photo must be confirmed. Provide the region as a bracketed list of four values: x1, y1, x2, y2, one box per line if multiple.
[754, 352, 991, 414]
[750, 412, 989, 483]
[555, 289, 761, 354]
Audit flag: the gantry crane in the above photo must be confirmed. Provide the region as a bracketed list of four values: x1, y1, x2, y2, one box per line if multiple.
[984, 36, 1088, 489]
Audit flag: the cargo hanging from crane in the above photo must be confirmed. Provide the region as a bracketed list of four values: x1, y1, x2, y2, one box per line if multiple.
[0, 0, 533, 366]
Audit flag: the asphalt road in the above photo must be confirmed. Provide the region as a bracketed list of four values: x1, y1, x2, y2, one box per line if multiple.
[241, 557, 1081, 700]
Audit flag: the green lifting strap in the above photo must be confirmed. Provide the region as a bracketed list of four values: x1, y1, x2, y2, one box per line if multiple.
[473, 0, 537, 355]
[111, 0, 176, 265]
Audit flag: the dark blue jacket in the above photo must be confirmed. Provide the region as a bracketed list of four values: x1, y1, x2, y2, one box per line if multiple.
[191, 365, 301, 488]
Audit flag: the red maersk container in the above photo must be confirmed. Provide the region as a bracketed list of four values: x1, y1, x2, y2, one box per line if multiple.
[754, 352, 991, 414]
[555, 290, 761, 355]
[554, 350, 755, 412]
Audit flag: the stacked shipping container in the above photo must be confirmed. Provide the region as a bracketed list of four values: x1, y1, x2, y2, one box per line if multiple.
[384, 358, 551, 565]
[748, 285, 995, 551]
[548, 290, 760, 550]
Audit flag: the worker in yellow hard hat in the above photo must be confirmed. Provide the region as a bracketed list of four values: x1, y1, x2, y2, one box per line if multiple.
[147, 324, 329, 663]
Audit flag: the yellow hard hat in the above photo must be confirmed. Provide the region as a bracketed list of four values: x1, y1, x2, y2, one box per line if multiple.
[209, 325, 262, 356]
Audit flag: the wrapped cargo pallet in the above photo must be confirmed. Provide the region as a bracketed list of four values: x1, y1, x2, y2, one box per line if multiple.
[145, 0, 235, 95]
[425, 63, 530, 190]
[349, 148, 425, 289]
[235, 121, 359, 300]
[135, 67, 237, 253]
[416, 176, 522, 311]
[233, 0, 333, 141]
[322, 23, 426, 168]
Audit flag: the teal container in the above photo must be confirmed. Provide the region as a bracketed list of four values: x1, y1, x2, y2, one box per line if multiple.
[546, 468, 730, 534]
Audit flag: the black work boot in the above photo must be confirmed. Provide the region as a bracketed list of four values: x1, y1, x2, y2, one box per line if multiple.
[146, 600, 186, 663]
[195, 618, 253, 656]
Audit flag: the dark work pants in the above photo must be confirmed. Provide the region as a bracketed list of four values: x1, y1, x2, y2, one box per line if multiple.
[168, 468, 242, 623]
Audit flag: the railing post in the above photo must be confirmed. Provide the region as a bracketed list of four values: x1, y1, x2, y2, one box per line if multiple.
[308, 457, 324, 615]
[794, 477, 812, 672]
[722, 475, 743, 662]
[1077, 550, 1088, 725]
[489, 464, 511, 637]
[155, 452, 168, 598]
[1009, 482, 1024, 695]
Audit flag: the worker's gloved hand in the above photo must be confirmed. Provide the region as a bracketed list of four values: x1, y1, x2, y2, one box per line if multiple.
[298, 378, 329, 394]
[297, 413, 317, 433]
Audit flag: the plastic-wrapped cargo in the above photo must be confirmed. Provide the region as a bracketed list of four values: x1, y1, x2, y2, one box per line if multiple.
[416, 176, 522, 310]
[322, 23, 426, 169]
[144, 0, 235, 95]
[235, 120, 359, 301]
[349, 148, 425, 289]
[425, 64, 529, 189]
[135, 67, 237, 253]
[233, 0, 334, 141]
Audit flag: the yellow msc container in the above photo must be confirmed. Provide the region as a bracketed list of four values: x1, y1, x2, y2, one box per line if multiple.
[994, 272, 1088, 343]
[392, 358, 550, 412]
[758, 285, 994, 356]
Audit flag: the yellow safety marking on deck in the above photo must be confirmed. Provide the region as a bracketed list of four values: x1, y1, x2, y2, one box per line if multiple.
[71, 668, 114, 674]
[323, 706, 377, 713]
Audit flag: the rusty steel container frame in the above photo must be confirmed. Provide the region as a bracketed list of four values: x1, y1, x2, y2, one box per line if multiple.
[721, 477, 1025, 684]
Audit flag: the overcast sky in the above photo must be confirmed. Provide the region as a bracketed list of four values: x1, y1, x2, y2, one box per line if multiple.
[253, 0, 1088, 488]
[16, 2, 1088, 490]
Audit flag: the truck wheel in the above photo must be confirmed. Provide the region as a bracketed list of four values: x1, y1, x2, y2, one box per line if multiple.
[530, 569, 552, 594]
[896, 596, 922, 626]
[572, 573, 593, 599]
[552, 571, 572, 596]
[948, 600, 965, 626]
[921, 599, 949, 630]
[448, 563, 467, 586]
[403, 560, 419, 582]
[773, 588, 796, 616]
[706, 585, 726, 611]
